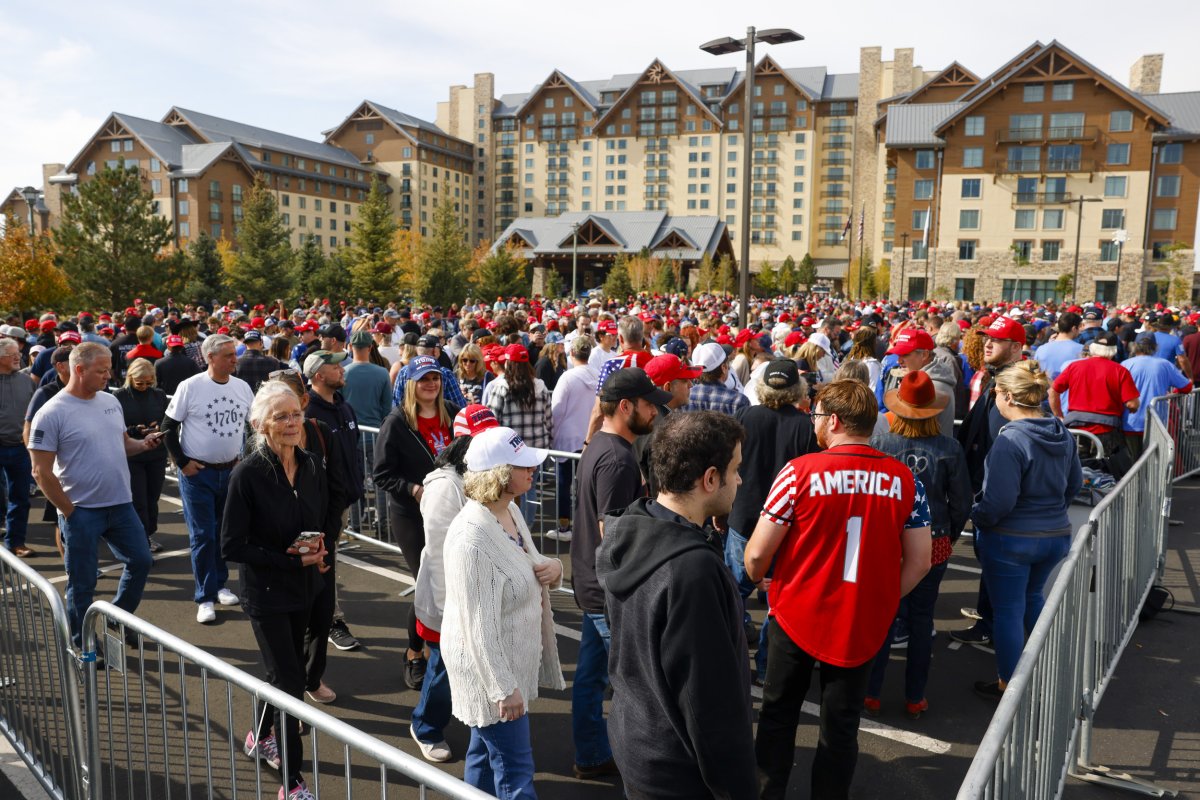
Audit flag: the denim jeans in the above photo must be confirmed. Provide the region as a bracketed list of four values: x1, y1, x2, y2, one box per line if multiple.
[178, 467, 232, 604]
[757, 621, 872, 800]
[464, 715, 537, 799]
[412, 642, 452, 744]
[971, 536, 994, 635]
[571, 612, 612, 768]
[867, 561, 948, 702]
[0, 445, 32, 550]
[59, 504, 152, 648]
[977, 531, 1070, 682]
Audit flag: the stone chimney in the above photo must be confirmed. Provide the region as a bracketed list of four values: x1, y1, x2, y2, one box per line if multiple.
[892, 48, 916, 95]
[1129, 54, 1163, 94]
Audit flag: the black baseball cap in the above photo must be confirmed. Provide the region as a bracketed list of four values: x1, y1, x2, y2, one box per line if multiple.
[599, 367, 673, 406]
[319, 323, 347, 341]
[763, 358, 800, 389]
[1092, 330, 1118, 347]
[417, 334, 441, 348]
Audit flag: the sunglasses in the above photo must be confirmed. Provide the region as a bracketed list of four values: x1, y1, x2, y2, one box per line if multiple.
[459, 358, 478, 364]
[268, 368, 299, 379]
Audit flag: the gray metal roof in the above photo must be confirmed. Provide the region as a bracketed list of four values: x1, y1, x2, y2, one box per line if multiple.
[1142, 92, 1200, 138]
[885, 102, 968, 146]
[494, 212, 728, 262]
[173, 142, 236, 177]
[111, 113, 200, 168]
[822, 73, 860, 100]
[170, 107, 362, 167]
[365, 101, 447, 135]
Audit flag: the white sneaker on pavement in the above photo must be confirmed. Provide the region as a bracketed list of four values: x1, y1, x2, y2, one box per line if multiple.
[196, 602, 216, 624]
[217, 588, 241, 606]
[409, 725, 452, 762]
[545, 527, 572, 542]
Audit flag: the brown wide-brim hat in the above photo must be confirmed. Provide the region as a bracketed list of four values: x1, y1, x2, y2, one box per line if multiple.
[884, 370, 950, 420]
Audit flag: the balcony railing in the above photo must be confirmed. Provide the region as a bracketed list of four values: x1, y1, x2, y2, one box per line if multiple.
[1012, 191, 1073, 206]
[819, 222, 845, 231]
[822, 157, 849, 167]
[546, 177, 568, 186]
[824, 121, 852, 134]
[209, 212, 222, 222]
[997, 125, 1099, 144]
[208, 190, 222, 201]
[752, 187, 777, 197]
[1047, 158, 1096, 173]
[498, 178, 515, 188]
[997, 158, 1041, 174]
[824, 140, 849, 150]
[821, 190, 847, 198]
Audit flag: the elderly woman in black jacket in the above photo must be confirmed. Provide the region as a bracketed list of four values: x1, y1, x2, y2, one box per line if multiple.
[373, 355, 460, 690]
[222, 381, 329, 800]
[114, 358, 170, 553]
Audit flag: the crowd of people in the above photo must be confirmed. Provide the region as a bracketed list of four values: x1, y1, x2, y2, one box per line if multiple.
[1, 288, 1196, 800]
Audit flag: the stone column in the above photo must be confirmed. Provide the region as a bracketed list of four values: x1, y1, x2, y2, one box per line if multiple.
[1128, 55, 1164, 95]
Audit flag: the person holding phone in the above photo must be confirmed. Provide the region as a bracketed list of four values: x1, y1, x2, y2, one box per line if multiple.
[114, 358, 170, 553]
[221, 381, 330, 800]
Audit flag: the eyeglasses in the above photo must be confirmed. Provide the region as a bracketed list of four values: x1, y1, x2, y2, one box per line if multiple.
[268, 368, 299, 379]
[459, 358, 478, 364]
[270, 412, 304, 424]
[810, 411, 834, 420]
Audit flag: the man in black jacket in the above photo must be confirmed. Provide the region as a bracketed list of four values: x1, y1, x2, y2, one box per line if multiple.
[597, 411, 755, 800]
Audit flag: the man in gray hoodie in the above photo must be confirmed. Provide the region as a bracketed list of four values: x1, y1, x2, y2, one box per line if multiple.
[882, 328, 957, 437]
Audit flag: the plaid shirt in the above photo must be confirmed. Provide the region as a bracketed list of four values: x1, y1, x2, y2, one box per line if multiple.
[235, 350, 283, 394]
[487, 376, 553, 448]
[681, 380, 750, 417]
[391, 364, 468, 409]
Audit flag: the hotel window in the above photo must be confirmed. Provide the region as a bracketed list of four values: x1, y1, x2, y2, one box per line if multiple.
[151, 179, 162, 194]
[1160, 143, 1183, 164]
[958, 240, 977, 260]
[1107, 143, 1130, 165]
[1014, 209, 1036, 229]
[1051, 81, 1074, 101]
[964, 116, 985, 136]
[1109, 110, 1133, 132]
[111, 141, 121, 152]
[402, 147, 413, 158]
[1011, 240, 1033, 262]
[86, 161, 96, 175]
[1101, 209, 1125, 229]
[298, 197, 306, 209]
[914, 180, 933, 199]
[959, 210, 980, 229]
[315, 199, 323, 212]
[962, 178, 981, 198]
[1153, 209, 1178, 230]
[1100, 241, 1120, 261]
[1157, 175, 1181, 197]
[911, 241, 928, 260]
[912, 209, 928, 230]
[149, 158, 160, 172]
[962, 148, 983, 168]
[179, 222, 189, 237]
[282, 213, 290, 225]
[1023, 83, 1044, 102]
[298, 216, 306, 227]
[1042, 240, 1061, 261]
[232, 185, 242, 202]
[1104, 176, 1127, 197]
[178, 179, 189, 192]
[281, 195, 290, 207]
[365, 134, 374, 145]
[177, 200, 189, 216]
[915, 150, 935, 169]
[955, 278, 976, 300]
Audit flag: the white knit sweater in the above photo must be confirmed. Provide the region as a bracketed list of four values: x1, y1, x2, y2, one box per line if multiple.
[415, 466, 464, 633]
[441, 499, 566, 728]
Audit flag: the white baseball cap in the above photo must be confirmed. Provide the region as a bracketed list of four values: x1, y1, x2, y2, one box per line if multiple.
[466, 426, 549, 471]
[809, 332, 832, 353]
[691, 341, 728, 373]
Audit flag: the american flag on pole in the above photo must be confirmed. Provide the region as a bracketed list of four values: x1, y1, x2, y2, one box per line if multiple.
[921, 206, 930, 247]
[856, 207, 864, 243]
[840, 215, 851, 241]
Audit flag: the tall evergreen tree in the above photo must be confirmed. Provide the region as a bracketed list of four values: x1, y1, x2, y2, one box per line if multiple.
[756, 259, 778, 296]
[415, 194, 472, 308]
[54, 159, 173, 308]
[603, 254, 635, 300]
[184, 232, 225, 308]
[778, 255, 797, 295]
[797, 253, 818, 290]
[652, 260, 679, 295]
[346, 177, 399, 302]
[475, 245, 529, 300]
[227, 173, 293, 303]
[296, 240, 352, 303]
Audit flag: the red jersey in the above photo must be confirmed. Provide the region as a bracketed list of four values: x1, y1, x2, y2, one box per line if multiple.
[761, 444, 930, 667]
[1052, 357, 1139, 434]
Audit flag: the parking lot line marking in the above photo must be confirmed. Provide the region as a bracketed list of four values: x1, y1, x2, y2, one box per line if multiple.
[47, 548, 194, 584]
[947, 562, 982, 574]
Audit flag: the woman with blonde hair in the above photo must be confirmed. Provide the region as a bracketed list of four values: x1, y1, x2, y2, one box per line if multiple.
[846, 327, 882, 391]
[970, 361, 1081, 700]
[963, 325, 988, 410]
[455, 342, 487, 405]
[373, 356, 460, 690]
[114, 358, 169, 552]
[486, 344, 553, 528]
[442, 426, 564, 798]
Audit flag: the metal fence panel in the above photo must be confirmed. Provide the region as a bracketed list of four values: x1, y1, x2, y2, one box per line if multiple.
[0, 547, 87, 800]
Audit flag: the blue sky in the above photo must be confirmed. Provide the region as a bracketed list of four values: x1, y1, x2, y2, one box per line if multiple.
[4, 0, 1197, 194]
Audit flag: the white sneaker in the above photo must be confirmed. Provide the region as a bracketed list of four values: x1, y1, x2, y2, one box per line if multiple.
[217, 588, 241, 606]
[409, 725, 452, 762]
[196, 602, 216, 623]
[545, 527, 572, 542]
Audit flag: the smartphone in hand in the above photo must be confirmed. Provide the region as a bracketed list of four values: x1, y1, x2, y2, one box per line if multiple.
[289, 531, 324, 554]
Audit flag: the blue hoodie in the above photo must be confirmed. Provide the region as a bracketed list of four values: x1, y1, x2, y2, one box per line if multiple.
[971, 416, 1082, 536]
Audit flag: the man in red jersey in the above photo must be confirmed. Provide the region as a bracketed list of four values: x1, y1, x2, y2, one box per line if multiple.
[745, 380, 932, 800]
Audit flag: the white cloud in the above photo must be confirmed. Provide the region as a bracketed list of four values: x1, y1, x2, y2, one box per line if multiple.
[36, 38, 93, 70]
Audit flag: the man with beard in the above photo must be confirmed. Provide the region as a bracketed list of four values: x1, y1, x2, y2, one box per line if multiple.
[569, 367, 671, 781]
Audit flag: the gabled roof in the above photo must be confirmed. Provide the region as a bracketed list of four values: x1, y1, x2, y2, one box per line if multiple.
[492, 212, 730, 263]
[955, 42, 1045, 104]
[65, 112, 200, 175]
[902, 61, 979, 104]
[650, 226, 698, 251]
[169, 142, 259, 178]
[885, 103, 968, 147]
[557, 215, 626, 248]
[364, 100, 448, 136]
[592, 59, 723, 129]
[1141, 92, 1200, 140]
[165, 107, 363, 168]
[513, 70, 597, 117]
[937, 41, 1170, 135]
[720, 55, 820, 108]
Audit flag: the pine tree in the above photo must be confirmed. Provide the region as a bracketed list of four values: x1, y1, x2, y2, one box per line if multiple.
[778, 255, 797, 295]
[227, 173, 294, 303]
[346, 177, 399, 302]
[0, 214, 70, 311]
[475, 245, 529, 300]
[756, 259, 778, 296]
[54, 159, 174, 308]
[184, 232, 225, 308]
[652, 259, 678, 295]
[296, 240, 352, 303]
[797, 253, 818, 290]
[542, 263, 563, 298]
[603, 255, 635, 300]
[415, 193, 472, 308]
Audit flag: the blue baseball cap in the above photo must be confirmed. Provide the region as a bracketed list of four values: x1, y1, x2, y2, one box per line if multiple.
[406, 355, 441, 381]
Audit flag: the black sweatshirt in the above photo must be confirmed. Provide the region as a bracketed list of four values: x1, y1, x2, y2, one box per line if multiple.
[596, 499, 756, 800]
[372, 403, 460, 518]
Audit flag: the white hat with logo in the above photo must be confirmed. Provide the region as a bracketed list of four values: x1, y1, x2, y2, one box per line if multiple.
[466, 426, 549, 471]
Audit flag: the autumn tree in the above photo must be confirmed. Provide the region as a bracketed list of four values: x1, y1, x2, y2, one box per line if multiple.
[414, 194, 472, 308]
[0, 215, 70, 311]
[755, 259, 778, 296]
[715, 254, 736, 295]
[777, 255, 797, 295]
[693, 253, 716, 295]
[227, 173, 294, 303]
[55, 159, 173, 308]
[393, 228, 424, 298]
[346, 177, 398, 302]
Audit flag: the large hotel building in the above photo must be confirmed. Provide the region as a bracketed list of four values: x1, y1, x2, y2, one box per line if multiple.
[7, 40, 1197, 304]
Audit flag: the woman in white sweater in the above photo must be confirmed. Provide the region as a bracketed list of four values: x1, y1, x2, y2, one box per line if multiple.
[441, 426, 566, 799]
[410, 405, 500, 764]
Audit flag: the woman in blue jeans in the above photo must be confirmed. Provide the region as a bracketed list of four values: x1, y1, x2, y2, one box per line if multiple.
[971, 361, 1082, 699]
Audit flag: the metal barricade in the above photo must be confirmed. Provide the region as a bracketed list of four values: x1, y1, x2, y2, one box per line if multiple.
[1149, 392, 1200, 481]
[81, 601, 491, 800]
[342, 425, 400, 554]
[0, 546, 86, 800]
[959, 408, 1177, 799]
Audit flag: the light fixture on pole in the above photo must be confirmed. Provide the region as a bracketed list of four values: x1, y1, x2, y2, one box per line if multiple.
[701, 26, 803, 329]
[1070, 195, 1102, 303]
[898, 232, 909, 299]
[1111, 228, 1128, 304]
[571, 221, 580, 300]
[20, 185, 38, 255]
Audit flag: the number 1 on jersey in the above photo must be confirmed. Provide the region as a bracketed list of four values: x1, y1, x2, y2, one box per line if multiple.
[843, 516, 863, 583]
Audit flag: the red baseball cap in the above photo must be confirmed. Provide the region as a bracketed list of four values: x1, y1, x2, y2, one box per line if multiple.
[250, 317, 266, 329]
[371, 321, 393, 334]
[887, 328, 936, 356]
[452, 404, 500, 438]
[503, 343, 529, 363]
[40, 320, 56, 332]
[982, 316, 1027, 345]
[784, 330, 807, 348]
[597, 321, 617, 336]
[644, 354, 702, 386]
[58, 331, 81, 344]
[165, 335, 184, 348]
[24, 319, 37, 330]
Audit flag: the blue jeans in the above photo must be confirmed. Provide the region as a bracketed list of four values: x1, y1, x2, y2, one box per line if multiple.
[60, 504, 152, 648]
[412, 642, 452, 743]
[977, 531, 1070, 682]
[867, 561, 948, 702]
[0, 445, 32, 550]
[571, 612, 612, 768]
[464, 715, 537, 799]
[178, 467, 232, 604]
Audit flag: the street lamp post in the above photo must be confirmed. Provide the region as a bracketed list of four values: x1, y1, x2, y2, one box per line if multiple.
[702, 26, 803, 328]
[898, 232, 909, 300]
[1070, 195, 1103, 303]
[1112, 228, 1128, 305]
[20, 186, 38, 256]
[571, 221, 580, 300]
